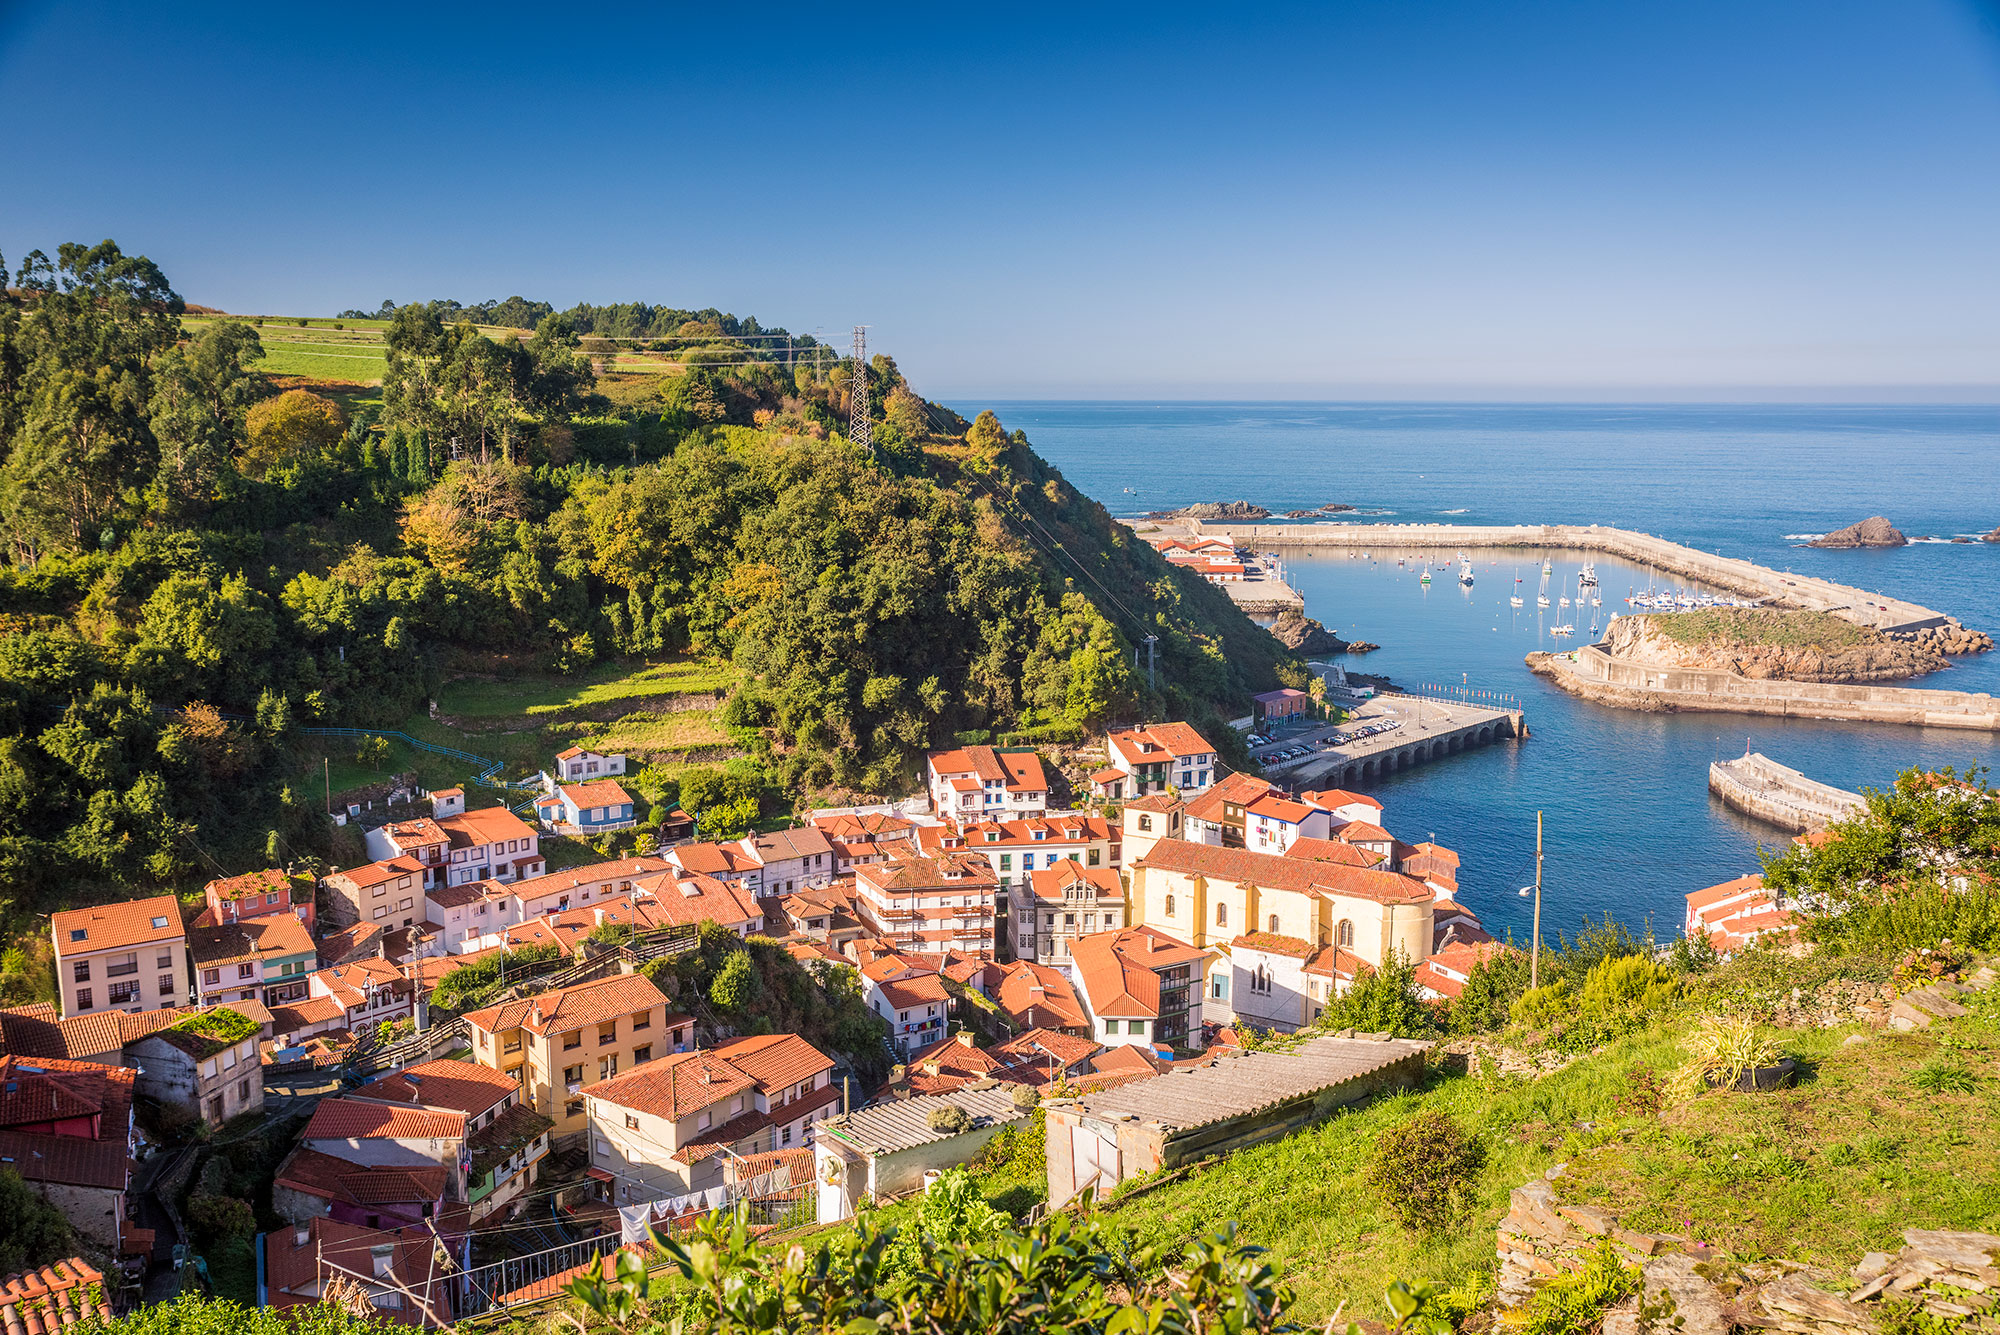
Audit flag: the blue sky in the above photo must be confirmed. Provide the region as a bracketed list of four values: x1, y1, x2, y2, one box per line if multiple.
[4, 1, 1999, 399]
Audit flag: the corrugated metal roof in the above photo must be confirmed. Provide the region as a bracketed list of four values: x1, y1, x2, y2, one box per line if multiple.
[1061, 1034, 1430, 1134]
[817, 1085, 1028, 1156]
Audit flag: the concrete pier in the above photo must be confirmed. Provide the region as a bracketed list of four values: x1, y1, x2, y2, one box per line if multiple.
[1708, 752, 1866, 832]
[1267, 690, 1525, 789]
[1186, 521, 1955, 634]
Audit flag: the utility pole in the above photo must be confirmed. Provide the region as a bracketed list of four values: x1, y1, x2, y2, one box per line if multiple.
[1530, 810, 1544, 990]
[849, 326, 872, 457]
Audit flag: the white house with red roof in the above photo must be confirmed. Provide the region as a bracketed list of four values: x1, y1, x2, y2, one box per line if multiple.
[1243, 792, 1333, 854]
[808, 808, 925, 872]
[853, 853, 1000, 957]
[365, 797, 544, 891]
[534, 780, 637, 833]
[858, 953, 955, 1056]
[921, 813, 1117, 891]
[583, 1033, 837, 1198]
[50, 895, 189, 1019]
[1298, 789, 1384, 824]
[1070, 926, 1209, 1051]
[1685, 873, 1797, 955]
[1413, 939, 1510, 1001]
[1019, 860, 1126, 971]
[924, 745, 1050, 818]
[1105, 723, 1218, 796]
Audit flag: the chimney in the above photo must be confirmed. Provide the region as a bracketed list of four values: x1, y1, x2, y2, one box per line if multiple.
[955, 1031, 975, 1049]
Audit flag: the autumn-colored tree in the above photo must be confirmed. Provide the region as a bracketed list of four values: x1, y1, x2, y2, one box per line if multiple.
[399, 458, 531, 574]
[241, 388, 346, 476]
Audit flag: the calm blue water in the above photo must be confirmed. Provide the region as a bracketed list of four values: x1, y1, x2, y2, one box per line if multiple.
[966, 402, 2000, 940]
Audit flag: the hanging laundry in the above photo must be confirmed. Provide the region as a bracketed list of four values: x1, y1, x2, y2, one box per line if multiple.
[619, 1204, 651, 1246]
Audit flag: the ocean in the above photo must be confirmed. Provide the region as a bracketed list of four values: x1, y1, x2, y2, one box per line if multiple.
[962, 401, 2000, 942]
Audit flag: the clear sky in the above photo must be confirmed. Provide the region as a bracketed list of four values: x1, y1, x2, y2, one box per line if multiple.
[5, 1, 1999, 400]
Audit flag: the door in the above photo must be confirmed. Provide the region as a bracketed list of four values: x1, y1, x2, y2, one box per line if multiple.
[1070, 1121, 1120, 1199]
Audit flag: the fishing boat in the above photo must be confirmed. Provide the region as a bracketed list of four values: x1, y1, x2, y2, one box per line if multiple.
[1579, 561, 1598, 589]
[1457, 554, 1475, 586]
[1550, 623, 1575, 636]
[1541, 559, 1552, 576]
[1558, 595, 1570, 608]
[1419, 570, 1431, 586]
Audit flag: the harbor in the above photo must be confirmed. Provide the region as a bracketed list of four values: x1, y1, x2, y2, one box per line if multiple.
[1183, 521, 1955, 634]
[1708, 751, 1867, 832]
[1260, 685, 1525, 789]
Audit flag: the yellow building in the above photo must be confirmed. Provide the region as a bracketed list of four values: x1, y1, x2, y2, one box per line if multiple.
[1127, 838, 1434, 1019]
[464, 972, 691, 1138]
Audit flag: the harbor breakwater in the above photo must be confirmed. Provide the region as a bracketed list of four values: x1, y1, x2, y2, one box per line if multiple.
[1707, 752, 1867, 832]
[1188, 521, 1957, 635]
[1530, 643, 2000, 732]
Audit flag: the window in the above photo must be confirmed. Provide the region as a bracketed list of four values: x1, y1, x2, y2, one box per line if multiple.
[1211, 973, 1229, 1000]
[1337, 919, 1354, 948]
[238, 1078, 251, 1100]
[598, 1021, 617, 1044]
[1215, 903, 1227, 928]
[633, 1045, 651, 1064]
[72, 961, 90, 982]
[1249, 965, 1272, 996]
[781, 1124, 793, 1146]
[564, 1064, 583, 1084]
[373, 907, 388, 920]
[238, 963, 255, 979]
[399, 898, 412, 911]
[157, 951, 173, 969]
[625, 1113, 640, 1130]
[594, 1138, 611, 1155]
[568, 1100, 585, 1118]
[563, 1031, 582, 1050]
[1088, 848, 1101, 866]
[1165, 894, 1175, 918]
[109, 981, 138, 1004]
[598, 1055, 617, 1080]
[1137, 814, 1152, 832]
[698, 1110, 712, 1131]
[372, 886, 386, 898]
[998, 854, 1012, 871]
[1268, 914, 1280, 934]
[632, 1011, 650, 1030]
[158, 975, 175, 995]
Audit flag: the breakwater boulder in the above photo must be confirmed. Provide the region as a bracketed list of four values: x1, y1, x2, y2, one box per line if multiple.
[1808, 516, 1907, 548]
[1984, 525, 2000, 543]
[1886, 620, 1994, 656]
[1267, 611, 1348, 654]
[1603, 610, 1946, 682]
[1144, 500, 1271, 521]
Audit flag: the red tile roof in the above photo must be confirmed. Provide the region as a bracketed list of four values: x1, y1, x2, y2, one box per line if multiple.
[352, 1058, 521, 1117]
[1026, 860, 1123, 903]
[0, 1058, 134, 1189]
[668, 842, 760, 876]
[857, 853, 999, 894]
[1229, 931, 1318, 959]
[1106, 722, 1215, 765]
[560, 780, 633, 809]
[1181, 772, 1282, 824]
[463, 972, 668, 1039]
[441, 804, 537, 850]
[1070, 927, 1207, 1020]
[710, 1033, 835, 1092]
[205, 867, 298, 902]
[1089, 1045, 1165, 1076]
[990, 961, 1088, 1030]
[303, 1097, 466, 1140]
[270, 998, 345, 1030]
[1686, 873, 1766, 913]
[873, 973, 952, 1010]
[275, 1145, 448, 1206]
[1334, 820, 1393, 843]
[630, 871, 765, 928]
[1139, 838, 1432, 905]
[1281, 838, 1381, 867]
[1245, 794, 1317, 824]
[50, 895, 183, 955]
[1301, 789, 1382, 811]
[0, 1258, 111, 1332]
[585, 1050, 756, 1120]
[927, 745, 1048, 794]
[190, 912, 317, 967]
[990, 1027, 1101, 1073]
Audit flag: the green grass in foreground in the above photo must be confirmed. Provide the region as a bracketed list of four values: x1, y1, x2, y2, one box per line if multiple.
[436, 657, 739, 718]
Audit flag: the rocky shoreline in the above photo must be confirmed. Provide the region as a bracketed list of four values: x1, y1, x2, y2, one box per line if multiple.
[1266, 610, 1378, 656]
[1145, 500, 1357, 521]
[1601, 612, 1952, 684]
[1807, 515, 1907, 548]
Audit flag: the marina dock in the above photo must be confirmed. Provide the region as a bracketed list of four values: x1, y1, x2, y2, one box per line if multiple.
[1184, 521, 1954, 634]
[1709, 751, 1867, 832]
[1265, 687, 1524, 789]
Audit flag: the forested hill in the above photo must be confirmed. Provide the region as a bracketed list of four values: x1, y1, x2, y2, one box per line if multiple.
[0, 240, 1297, 936]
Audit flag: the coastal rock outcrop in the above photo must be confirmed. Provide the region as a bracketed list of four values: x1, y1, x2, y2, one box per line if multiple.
[1885, 620, 1994, 656]
[1602, 611, 1945, 683]
[1808, 516, 1908, 548]
[1984, 526, 2000, 544]
[1267, 611, 1349, 655]
[1143, 500, 1271, 521]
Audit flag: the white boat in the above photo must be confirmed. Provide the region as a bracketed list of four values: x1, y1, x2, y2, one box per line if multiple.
[1541, 559, 1552, 576]
[1550, 623, 1575, 635]
[1591, 596, 1602, 607]
[1558, 596, 1570, 608]
[1457, 554, 1474, 586]
[1537, 593, 1550, 607]
[1579, 561, 1598, 589]
[1510, 594, 1523, 607]
[1420, 570, 1430, 585]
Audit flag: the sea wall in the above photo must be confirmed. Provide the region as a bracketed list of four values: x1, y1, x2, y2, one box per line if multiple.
[1708, 754, 1865, 832]
[1187, 521, 1953, 634]
[1532, 645, 2000, 732]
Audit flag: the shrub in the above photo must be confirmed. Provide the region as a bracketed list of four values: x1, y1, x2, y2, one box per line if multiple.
[1579, 954, 1683, 1013]
[1511, 979, 1572, 1029]
[926, 1103, 973, 1134]
[1911, 1055, 1979, 1095]
[1512, 1240, 1641, 1335]
[1009, 1083, 1039, 1110]
[709, 950, 762, 1011]
[0, 1167, 71, 1273]
[186, 1192, 254, 1240]
[1367, 1109, 1485, 1234]
[1317, 948, 1439, 1037]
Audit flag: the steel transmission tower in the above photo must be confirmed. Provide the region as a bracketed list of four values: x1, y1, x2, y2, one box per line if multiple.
[849, 325, 872, 456]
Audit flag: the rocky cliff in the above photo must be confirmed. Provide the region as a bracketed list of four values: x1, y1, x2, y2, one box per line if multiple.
[1267, 611, 1364, 655]
[1808, 516, 1908, 548]
[1602, 612, 1946, 683]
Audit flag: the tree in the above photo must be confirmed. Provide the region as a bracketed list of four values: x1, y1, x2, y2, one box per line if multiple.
[241, 388, 346, 476]
[709, 949, 762, 1011]
[0, 1166, 71, 1273]
[355, 735, 391, 771]
[147, 320, 264, 518]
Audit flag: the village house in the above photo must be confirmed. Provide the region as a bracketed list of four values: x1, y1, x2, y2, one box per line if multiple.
[1253, 688, 1312, 727]
[1070, 927, 1208, 1052]
[1413, 939, 1510, 1002]
[463, 973, 683, 1137]
[265, 1213, 466, 1327]
[1105, 723, 1218, 797]
[346, 1060, 554, 1222]
[883, 1028, 1101, 1097]
[583, 1033, 837, 1200]
[1243, 793, 1335, 854]
[738, 826, 836, 895]
[809, 810, 921, 872]
[553, 747, 627, 782]
[1685, 873, 1796, 954]
[986, 959, 1092, 1034]
[323, 855, 430, 932]
[0, 1003, 184, 1066]
[1224, 932, 1361, 1033]
[665, 840, 761, 884]
[534, 780, 638, 834]
[197, 867, 315, 930]
[923, 813, 1118, 891]
[924, 745, 1050, 819]
[859, 954, 953, 1057]
[298, 1097, 471, 1204]
[308, 957, 416, 1033]
[1178, 772, 1281, 848]
[364, 794, 544, 892]
[124, 1008, 264, 1128]
[189, 912, 318, 1008]
[50, 896, 189, 1020]
[853, 853, 1000, 957]
[1118, 794, 1185, 865]
[0, 1055, 137, 1250]
[1019, 861, 1127, 971]
[626, 869, 766, 937]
